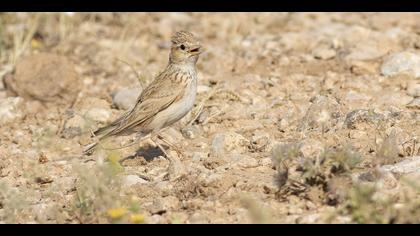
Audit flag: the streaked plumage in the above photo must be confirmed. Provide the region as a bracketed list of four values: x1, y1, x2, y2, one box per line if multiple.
[84, 31, 202, 155]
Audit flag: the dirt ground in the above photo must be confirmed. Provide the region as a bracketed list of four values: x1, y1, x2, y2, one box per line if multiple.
[0, 13, 419, 224]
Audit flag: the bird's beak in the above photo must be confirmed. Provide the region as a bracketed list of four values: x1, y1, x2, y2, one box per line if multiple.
[189, 46, 204, 56]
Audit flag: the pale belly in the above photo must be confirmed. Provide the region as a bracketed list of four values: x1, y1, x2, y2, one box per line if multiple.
[147, 78, 197, 132]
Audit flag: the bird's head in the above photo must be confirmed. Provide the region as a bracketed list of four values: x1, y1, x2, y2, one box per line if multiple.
[169, 31, 203, 65]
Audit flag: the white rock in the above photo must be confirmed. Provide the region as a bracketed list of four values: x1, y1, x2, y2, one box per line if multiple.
[123, 175, 148, 187]
[62, 115, 85, 138]
[85, 107, 112, 123]
[112, 87, 141, 110]
[381, 156, 420, 174]
[0, 97, 24, 124]
[381, 51, 420, 77]
[181, 126, 201, 139]
[197, 85, 211, 94]
[312, 47, 336, 60]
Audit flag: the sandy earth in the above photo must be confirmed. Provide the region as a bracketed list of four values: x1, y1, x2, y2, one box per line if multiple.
[0, 13, 419, 223]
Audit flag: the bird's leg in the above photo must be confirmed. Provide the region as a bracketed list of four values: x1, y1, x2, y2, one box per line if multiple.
[150, 134, 174, 162]
[151, 132, 186, 181]
[156, 134, 183, 157]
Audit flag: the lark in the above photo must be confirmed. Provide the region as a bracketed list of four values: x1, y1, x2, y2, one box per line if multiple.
[84, 31, 203, 158]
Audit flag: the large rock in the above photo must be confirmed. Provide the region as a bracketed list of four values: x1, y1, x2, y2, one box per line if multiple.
[381, 51, 420, 78]
[4, 53, 81, 104]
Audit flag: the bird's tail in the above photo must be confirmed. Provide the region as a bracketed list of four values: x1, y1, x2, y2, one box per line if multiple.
[84, 122, 119, 155]
[83, 142, 99, 155]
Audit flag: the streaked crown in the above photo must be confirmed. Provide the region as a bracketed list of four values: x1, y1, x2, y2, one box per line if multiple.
[171, 31, 199, 45]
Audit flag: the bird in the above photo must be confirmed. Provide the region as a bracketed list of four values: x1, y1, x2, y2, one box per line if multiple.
[84, 31, 203, 158]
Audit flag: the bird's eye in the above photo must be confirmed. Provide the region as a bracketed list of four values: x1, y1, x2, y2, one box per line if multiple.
[180, 44, 186, 50]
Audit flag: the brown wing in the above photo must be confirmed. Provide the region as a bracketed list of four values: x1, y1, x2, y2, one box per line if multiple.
[100, 69, 185, 138]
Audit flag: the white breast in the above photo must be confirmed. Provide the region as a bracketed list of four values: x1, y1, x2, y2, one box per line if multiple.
[163, 77, 197, 126]
[148, 74, 197, 131]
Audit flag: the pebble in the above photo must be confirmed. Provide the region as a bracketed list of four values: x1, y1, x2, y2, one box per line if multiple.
[211, 132, 249, 155]
[298, 95, 342, 131]
[312, 47, 336, 60]
[406, 97, 420, 109]
[0, 97, 24, 125]
[112, 87, 141, 110]
[181, 125, 201, 139]
[407, 81, 420, 97]
[344, 109, 384, 129]
[381, 51, 420, 77]
[123, 175, 148, 187]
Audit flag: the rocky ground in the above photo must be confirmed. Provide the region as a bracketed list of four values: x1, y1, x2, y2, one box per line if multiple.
[0, 13, 419, 224]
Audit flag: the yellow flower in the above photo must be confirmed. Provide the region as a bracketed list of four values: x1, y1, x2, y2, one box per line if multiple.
[31, 38, 42, 49]
[129, 214, 145, 224]
[107, 151, 122, 164]
[107, 207, 127, 219]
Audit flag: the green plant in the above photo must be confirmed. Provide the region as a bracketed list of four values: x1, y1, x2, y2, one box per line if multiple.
[68, 150, 145, 223]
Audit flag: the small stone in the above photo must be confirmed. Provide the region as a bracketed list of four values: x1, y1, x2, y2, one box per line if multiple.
[381, 51, 420, 78]
[0, 97, 24, 124]
[250, 131, 270, 152]
[197, 85, 211, 94]
[181, 125, 200, 139]
[76, 97, 113, 124]
[62, 115, 85, 138]
[344, 109, 384, 129]
[406, 97, 420, 109]
[407, 81, 420, 97]
[298, 95, 342, 132]
[123, 175, 148, 187]
[211, 131, 249, 155]
[85, 107, 112, 123]
[312, 47, 336, 60]
[149, 196, 179, 215]
[349, 60, 377, 75]
[112, 87, 141, 110]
